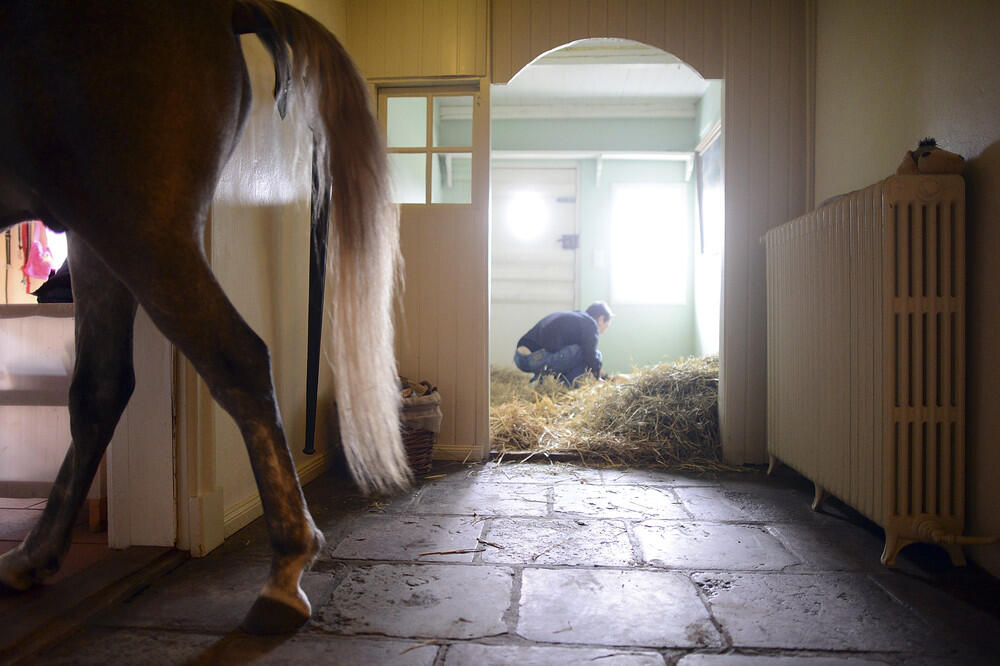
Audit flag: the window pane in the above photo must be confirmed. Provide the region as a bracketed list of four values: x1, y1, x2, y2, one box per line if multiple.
[389, 153, 426, 204]
[698, 137, 724, 255]
[431, 153, 472, 204]
[610, 183, 688, 304]
[387, 97, 426, 148]
[433, 96, 473, 147]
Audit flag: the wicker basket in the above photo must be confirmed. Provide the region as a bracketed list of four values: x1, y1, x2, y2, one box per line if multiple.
[401, 425, 436, 475]
[400, 380, 442, 476]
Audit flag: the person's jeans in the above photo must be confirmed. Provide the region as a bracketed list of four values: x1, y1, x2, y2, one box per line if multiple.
[514, 345, 600, 386]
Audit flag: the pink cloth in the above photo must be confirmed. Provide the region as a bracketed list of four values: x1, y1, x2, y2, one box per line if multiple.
[21, 221, 56, 280]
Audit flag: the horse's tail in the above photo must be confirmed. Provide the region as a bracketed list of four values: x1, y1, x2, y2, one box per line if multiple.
[233, 0, 409, 494]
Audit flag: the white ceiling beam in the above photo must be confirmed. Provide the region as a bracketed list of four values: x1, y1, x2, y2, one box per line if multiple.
[440, 101, 697, 121]
[492, 150, 695, 183]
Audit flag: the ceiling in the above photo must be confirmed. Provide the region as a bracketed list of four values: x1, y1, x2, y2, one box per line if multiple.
[490, 39, 711, 119]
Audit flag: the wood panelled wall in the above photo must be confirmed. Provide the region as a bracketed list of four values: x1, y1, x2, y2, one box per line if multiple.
[346, 1, 492, 457]
[492, 0, 812, 465]
[396, 204, 490, 455]
[344, 0, 813, 464]
[721, 0, 812, 464]
[346, 0, 489, 78]
[491, 0, 725, 82]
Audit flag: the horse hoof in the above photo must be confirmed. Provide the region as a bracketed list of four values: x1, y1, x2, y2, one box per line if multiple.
[0, 549, 36, 592]
[240, 595, 311, 635]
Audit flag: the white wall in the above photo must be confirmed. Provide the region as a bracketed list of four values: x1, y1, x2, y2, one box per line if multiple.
[815, 0, 1000, 576]
[206, 0, 348, 534]
[693, 81, 723, 356]
[0, 313, 73, 492]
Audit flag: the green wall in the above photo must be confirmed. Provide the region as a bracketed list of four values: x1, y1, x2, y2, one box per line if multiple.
[488, 114, 703, 374]
[575, 159, 696, 373]
[469, 94, 724, 374]
[493, 117, 697, 152]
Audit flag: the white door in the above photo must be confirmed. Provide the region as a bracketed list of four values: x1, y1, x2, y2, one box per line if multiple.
[107, 310, 176, 548]
[490, 165, 578, 367]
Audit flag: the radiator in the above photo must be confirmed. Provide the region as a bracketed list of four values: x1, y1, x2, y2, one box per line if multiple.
[765, 174, 974, 565]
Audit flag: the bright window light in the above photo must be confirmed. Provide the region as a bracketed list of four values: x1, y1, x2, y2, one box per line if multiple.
[46, 228, 68, 269]
[507, 191, 548, 242]
[610, 182, 688, 304]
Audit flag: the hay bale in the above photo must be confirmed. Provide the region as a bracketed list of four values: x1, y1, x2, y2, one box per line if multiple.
[490, 356, 730, 471]
[490, 365, 572, 407]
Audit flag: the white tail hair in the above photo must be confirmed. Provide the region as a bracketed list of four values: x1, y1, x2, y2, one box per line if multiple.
[237, 0, 410, 493]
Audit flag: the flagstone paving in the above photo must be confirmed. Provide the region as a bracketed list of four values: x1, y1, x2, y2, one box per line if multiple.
[21, 461, 1000, 664]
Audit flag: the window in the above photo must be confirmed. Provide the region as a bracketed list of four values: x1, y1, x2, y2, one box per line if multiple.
[610, 182, 688, 305]
[696, 125, 724, 256]
[382, 92, 474, 204]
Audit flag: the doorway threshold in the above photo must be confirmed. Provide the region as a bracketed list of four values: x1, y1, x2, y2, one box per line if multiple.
[0, 546, 186, 664]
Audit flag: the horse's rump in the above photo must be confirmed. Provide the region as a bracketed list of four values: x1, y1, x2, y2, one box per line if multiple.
[1, 0, 405, 634]
[236, 0, 409, 493]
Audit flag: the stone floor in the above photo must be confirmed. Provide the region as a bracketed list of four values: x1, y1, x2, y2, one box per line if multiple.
[21, 461, 1000, 664]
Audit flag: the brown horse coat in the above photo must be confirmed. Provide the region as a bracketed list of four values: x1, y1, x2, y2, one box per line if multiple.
[0, 0, 407, 633]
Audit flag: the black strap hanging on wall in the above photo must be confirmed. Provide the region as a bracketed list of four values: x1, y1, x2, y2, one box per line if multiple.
[304, 135, 330, 455]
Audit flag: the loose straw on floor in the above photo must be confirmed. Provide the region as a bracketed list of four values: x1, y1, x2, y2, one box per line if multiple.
[490, 356, 734, 472]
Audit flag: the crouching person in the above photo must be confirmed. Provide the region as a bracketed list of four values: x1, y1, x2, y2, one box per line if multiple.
[514, 301, 614, 386]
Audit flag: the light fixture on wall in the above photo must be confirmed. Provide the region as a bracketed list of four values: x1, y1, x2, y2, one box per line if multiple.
[506, 191, 549, 242]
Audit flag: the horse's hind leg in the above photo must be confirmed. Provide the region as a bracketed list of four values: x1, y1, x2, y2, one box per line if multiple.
[0, 237, 137, 590]
[91, 230, 323, 634]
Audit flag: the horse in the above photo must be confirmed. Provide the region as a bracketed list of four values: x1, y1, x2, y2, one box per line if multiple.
[0, 0, 410, 634]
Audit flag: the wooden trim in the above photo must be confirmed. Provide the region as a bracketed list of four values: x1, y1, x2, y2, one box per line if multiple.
[804, 0, 817, 211]
[0, 547, 183, 664]
[0, 481, 53, 498]
[432, 441, 481, 463]
[425, 95, 433, 203]
[0, 303, 74, 319]
[695, 119, 722, 154]
[0, 388, 69, 406]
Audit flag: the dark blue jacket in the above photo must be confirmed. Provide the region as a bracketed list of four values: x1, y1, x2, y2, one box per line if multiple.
[517, 310, 601, 377]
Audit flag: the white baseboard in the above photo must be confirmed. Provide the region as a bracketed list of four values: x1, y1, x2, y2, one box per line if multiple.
[297, 451, 331, 486]
[431, 442, 489, 463]
[223, 451, 329, 538]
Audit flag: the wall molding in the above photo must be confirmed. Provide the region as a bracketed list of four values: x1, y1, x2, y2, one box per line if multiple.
[432, 442, 485, 463]
[222, 452, 330, 538]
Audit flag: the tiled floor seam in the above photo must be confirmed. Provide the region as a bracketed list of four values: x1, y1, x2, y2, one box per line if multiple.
[321, 558, 904, 578]
[686, 571, 733, 650]
[18, 463, 1000, 663]
[672, 647, 916, 664]
[468, 516, 492, 564]
[501, 565, 524, 643]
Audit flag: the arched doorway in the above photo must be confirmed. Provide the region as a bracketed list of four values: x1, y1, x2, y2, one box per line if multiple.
[489, 38, 723, 375]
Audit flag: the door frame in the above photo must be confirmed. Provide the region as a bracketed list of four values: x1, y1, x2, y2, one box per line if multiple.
[107, 308, 178, 550]
[375, 77, 492, 462]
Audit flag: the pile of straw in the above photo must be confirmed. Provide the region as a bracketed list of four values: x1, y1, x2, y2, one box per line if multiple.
[490, 356, 727, 471]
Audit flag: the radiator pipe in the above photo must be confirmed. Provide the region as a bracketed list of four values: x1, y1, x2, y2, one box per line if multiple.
[916, 520, 1000, 546]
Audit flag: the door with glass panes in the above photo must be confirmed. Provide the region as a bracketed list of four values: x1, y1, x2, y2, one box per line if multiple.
[378, 86, 489, 460]
[380, 91, 474, 205]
